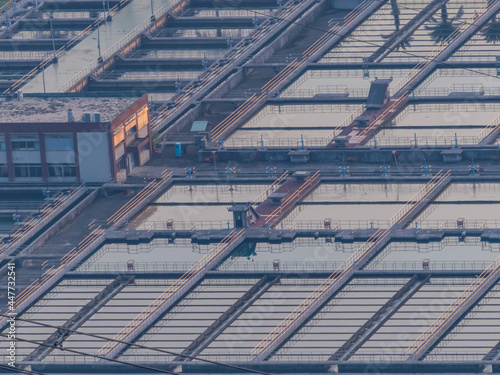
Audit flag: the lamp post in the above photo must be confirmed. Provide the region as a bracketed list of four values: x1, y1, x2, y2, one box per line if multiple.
[150, 0, 156, 21]
[50, 16, 58, 62]
[97, 26, 102, 62]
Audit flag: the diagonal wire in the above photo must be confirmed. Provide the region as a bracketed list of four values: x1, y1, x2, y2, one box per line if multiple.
[0, 332, 177, 375]
[0, 313, 272, 375]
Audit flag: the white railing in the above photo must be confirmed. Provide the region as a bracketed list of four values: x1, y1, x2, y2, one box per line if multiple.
[348, 352, 484, 362]
[218, 261, 350, 272]
[407, 256, 500, 358]
[133, 217, 500, 232]
[417, 219, 500, 230]
[97, 229, 245, 358]
[182, 9, 274, 18]
[367, 260, 492, 272]
[278, 219, 390, 230]
[224, 136, 329, 148]
[77, 261, 198, 273]
[30, 350, 486, 364]
[139, 220, 232, 231]
[0, 51, 46, 60]
[416, 84, 500, 97]
[282, 85, 369, 98]
[75, 260, 468, 274]
[477, 113, 500, 142]
[148, 92, 175, 102]
[367, 136, 479, 147]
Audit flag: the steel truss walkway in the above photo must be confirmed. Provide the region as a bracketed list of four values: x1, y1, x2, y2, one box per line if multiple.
[208, 0, 386, 143]
[338, 1, 500, 147]
[97, 229, 245, 359]
[0, 172, 173, 332]
[406, 255, 500, 360]
[250, 171, 451, 361]
[5, 168, 500, 370]
[151, 0, 330, 132]
[24, 275, 135, 362]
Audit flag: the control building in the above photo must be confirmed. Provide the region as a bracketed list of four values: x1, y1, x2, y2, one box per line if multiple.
[0, 94, 151, 182]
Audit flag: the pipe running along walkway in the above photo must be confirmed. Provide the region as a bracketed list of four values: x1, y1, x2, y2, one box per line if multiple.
[207, 0, 386, 144]
[250, 170, 451, 361]
[343, 1, 500, 147]
[107, 170, 173, 228]
[0, 172, 173, 331]
[405, 254, 500, 360]
[0, 226, 107, 332]
[151, 0, 327, 133]
[97, 229, 245, 359]
[368, 0, 451, 63]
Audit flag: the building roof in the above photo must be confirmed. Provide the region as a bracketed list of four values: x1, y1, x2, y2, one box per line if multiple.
[228, 204, 252, 212]
[191, 120, 210, 132]
[0, 96, 138, 123]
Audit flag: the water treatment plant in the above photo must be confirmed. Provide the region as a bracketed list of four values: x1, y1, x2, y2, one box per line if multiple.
[1, 0, 500, 374]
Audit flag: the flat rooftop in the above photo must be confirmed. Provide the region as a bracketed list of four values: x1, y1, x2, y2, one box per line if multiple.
[0, 96, 137, 123]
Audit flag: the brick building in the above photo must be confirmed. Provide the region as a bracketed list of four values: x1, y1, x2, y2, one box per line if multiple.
[0, 94, 151, 182]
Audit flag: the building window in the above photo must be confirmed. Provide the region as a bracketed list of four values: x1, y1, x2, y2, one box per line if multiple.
[11, 133, 40, 151]
[48, 164, 76, 178]
[126, 125, 137, 135]
[45, 133, 74, 151]
[14, 164, 42, 178]
[0, 164, 8, 178]
[116, 156, 126, 172]
[0, 134, 5, 151]
[113, 126, 125, 146]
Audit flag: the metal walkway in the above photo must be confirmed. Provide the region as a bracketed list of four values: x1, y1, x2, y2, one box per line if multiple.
[406, 255, 500, 360]
[151, 0, 324, 132]
[250, 171, 452, 361]
[331, 275, 431, 361]
[23, 275, 135, 362]
[0, 185, 86, 262]
[337, 1, 500, 147]
[0, 173, 173, 332]
[97, 229, 245, 359]
[208, 0, 386, 143]
[368, 0, 450, 63]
